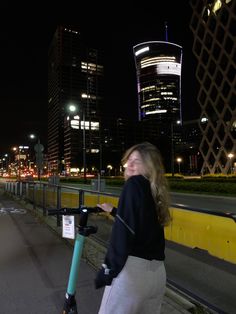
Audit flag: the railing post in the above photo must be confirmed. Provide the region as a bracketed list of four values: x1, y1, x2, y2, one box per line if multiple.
[42, 184, 46, 216]
[56, 185, 61, 226]
[79, 189, 84, 207]
[33, 183, 36, 209]
[98, 174, 101, 191]
[19, 182, 23, 197]
[25, 182, 28, 198]
[14, 182, 17, 194]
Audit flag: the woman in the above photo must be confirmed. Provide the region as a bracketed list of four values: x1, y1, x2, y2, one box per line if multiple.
[95, 142, 171, 314]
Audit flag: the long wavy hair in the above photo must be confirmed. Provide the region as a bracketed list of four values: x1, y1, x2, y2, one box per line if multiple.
[121, 142, 171, 226]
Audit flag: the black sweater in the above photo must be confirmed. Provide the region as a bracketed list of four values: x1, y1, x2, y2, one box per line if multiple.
[104, 175, 165, 279]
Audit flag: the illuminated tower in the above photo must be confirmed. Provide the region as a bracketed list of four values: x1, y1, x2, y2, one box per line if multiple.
[190, 0, 236, 174]
[133, 41, 183, 124]
[133, 41, 183, 173]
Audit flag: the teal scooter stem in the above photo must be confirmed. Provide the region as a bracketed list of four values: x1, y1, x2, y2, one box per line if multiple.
[47, 206, 99, 314]
[66, 233, 85, 296]
[62, 234, 85, 314]
[63, 208, 98, 314]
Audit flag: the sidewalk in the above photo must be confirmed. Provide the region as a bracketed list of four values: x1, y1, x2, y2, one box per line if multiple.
[0, 188, 196, 313]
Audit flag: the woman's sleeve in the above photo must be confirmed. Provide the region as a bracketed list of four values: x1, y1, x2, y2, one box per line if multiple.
[95, 177, 140, 288]
[110, 207, 117, 217]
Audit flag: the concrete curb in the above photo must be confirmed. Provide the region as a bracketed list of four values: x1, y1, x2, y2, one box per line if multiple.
[165, 288, 196, 312]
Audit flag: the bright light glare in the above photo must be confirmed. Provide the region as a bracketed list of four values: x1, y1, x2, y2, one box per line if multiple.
[68, 104, 77, 112]
[146, 110, 167, 115]
[135, 46, 149, 56]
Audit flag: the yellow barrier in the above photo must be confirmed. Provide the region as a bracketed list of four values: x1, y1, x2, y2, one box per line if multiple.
[165, 207, 236, 264]
[70, 194, 236, 264]
[32, 190, 236, 264]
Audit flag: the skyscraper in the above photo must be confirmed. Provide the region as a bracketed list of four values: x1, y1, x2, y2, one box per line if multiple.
[190, 0, 236, 174]
[133, 41, 183, 124]
[133, 41, 183, 172]
[48, 26, 104, 175]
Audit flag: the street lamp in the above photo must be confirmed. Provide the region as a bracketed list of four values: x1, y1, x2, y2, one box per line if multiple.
[107, 164, 113, 177]
[171, 120, 181, 176]
[3, 154, 9, 174]
[29, 134, 44, 180]
[176, 157, 182, 173]
[12, 146, 20, 181]
[12, 146, 21, 180]
[67, 103, 86, 182]
[228, 153, 234, 174]
[68, 104, 77, 114]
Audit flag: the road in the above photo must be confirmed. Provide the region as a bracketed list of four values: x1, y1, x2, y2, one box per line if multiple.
[170, 192, 236, 214]
[2, 178, 235, 214]
[61, 182, 236, 214]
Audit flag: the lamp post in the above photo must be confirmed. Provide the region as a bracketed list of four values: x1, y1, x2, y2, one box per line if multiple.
[171, 120, 181, 177]
[18, 147, 21, 180]
[228, 153, 234, 174]
[107, 164, 113, 177]
[171, 122, 174, 176]
[67, 104, 86, 182]
[29, 134, 44, 180]
[82, 107, 86, 183]
[176, 157, 182, 173]
[3, 154, 9, 174]
[12, 146, 21, 181]
[0, 157, 4, 177]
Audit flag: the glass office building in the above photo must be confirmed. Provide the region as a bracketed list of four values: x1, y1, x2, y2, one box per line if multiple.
[48, 26, 104, 175]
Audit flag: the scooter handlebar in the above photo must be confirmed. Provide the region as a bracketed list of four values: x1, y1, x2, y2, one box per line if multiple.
[47, 206, 103, 216]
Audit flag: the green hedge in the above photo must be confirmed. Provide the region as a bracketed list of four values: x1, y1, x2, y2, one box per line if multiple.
[202, 175, 236, 183]
[105, 177, 236, 196]
[59, 176, 236, 196]
[168, 180, 236, 196]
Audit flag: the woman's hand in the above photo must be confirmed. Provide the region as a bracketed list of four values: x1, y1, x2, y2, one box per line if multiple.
[97, 203, 113, 213]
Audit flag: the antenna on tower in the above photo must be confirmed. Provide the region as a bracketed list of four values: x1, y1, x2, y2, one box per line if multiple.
[165, 21, 168, 42]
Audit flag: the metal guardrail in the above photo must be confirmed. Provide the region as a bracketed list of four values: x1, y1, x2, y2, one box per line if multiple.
[5, 180, 236, 221]
[4, 180, 236, 264]
[4, 180, 116, 226]
[172, 203, 236, 222]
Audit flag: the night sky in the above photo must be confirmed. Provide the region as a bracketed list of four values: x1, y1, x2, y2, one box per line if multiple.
[0, 1, 198, 155]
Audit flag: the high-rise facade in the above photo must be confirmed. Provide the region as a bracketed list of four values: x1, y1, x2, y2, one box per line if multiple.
[48, 26, 104, 175]
[133, 41, 183, 172]
[133, 41, 183, 124]
[190, 0, 236, 174]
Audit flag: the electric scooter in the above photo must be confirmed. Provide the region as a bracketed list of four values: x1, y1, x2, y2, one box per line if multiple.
[47, 205, 101, 314]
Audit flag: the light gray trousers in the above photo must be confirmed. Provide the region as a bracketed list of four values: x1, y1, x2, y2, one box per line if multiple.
[98, 256, 166, 314]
